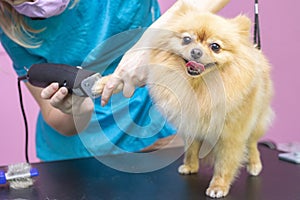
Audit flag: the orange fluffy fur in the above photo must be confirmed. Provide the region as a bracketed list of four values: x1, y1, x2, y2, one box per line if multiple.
[146, 6, 274, 198]
[93, 4, 274, 199]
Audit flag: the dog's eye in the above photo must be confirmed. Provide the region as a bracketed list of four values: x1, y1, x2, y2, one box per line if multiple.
[182, 36, 192, 45]
[210, 43, 221, 53]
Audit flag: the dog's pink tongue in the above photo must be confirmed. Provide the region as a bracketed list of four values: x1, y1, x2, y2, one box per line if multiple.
[186, 61, 205, 72]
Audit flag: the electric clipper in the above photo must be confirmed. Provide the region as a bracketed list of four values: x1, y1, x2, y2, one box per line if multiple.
[22, 63, 102, 99]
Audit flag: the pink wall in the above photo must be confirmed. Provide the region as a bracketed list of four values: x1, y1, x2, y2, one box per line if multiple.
[0, 0, 299, 166]
[0, 49, 39, 165]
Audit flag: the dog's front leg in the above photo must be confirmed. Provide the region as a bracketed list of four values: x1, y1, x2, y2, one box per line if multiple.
[178, 139, 201, 174]
[206, 139, 246, 198]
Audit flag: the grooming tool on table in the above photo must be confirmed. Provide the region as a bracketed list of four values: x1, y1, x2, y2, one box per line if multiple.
[21, 63, 102, 99]
[0, 163, 39, 189]
[278, 142, 300, 164]
[279, 152, 300, 164]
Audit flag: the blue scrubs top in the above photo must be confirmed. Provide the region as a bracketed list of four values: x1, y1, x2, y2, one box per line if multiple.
[0, 0, 176, 161]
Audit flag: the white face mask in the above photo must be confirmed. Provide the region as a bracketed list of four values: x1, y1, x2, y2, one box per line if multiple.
[13, 0, 70, 19]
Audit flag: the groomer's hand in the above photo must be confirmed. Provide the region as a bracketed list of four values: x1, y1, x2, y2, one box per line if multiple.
[41, 82, 94, 115]
[100, 49, 149, 106]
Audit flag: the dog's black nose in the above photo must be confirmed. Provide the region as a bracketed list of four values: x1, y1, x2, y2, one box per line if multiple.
[191, 48, 203, 59]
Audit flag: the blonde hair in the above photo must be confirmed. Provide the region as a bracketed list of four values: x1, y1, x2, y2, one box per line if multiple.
[0, 0, 79, 48]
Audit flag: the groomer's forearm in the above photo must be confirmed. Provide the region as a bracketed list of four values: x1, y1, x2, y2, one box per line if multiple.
[44, 108, 91, 136]
[184, 0, 231, 13]
[154, 0, 230, 27]
[133, 0, 230, 48]
[25, 83, 92, 136]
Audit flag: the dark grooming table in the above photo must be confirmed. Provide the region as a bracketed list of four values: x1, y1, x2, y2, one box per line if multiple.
[0, 144, 299, 200]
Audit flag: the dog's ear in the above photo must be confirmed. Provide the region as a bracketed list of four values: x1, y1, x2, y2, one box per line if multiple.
[231, 15, 252, 37]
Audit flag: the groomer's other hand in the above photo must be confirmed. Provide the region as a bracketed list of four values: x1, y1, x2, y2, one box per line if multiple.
[41, 82, 93, 115]
[100, 50, 149, 106]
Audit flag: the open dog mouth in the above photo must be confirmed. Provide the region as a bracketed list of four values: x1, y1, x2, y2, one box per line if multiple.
[185, 60, 217, 76]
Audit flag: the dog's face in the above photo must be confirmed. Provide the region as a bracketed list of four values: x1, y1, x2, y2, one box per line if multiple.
[175, 31, 219, 77]
[164, 12, 252, 78]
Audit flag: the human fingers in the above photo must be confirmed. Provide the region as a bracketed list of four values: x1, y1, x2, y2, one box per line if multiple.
[49, 87, 70, 111]
[122, 81, 135, 98]
[41, 82, 59, 99]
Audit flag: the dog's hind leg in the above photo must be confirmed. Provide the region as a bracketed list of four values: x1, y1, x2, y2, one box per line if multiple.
[246, 124, 266, 176]
[247, 107, 274, 176]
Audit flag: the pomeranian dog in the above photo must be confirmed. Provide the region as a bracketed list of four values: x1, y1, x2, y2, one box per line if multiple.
[93, 4, 274, 199]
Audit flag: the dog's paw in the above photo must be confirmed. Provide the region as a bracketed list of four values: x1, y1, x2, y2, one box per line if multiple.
[92, 75, 124, 96]
[247, 162, 262, 176]
[92, 76, 110, 96]
[178, 164, 198, 175]
[206, 185, 229, 199]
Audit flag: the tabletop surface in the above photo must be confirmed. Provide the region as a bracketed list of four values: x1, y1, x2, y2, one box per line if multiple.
[0, 144, 299, 200]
